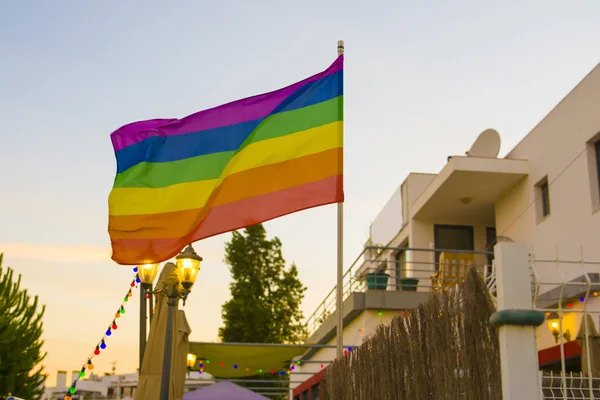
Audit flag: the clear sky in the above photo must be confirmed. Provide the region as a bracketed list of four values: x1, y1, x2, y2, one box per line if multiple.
[1, 0, 598, 387]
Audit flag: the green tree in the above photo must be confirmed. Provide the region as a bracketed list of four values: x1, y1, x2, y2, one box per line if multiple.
[0, 254, 46, 399]
[219, 224, 307, 343]
[218, 225, 307, 399]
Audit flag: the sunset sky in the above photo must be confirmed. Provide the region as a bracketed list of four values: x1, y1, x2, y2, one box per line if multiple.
[1, 0, 598, 387]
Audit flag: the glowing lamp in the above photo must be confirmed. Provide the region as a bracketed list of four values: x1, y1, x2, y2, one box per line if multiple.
[139, 263, 160, 285]
[186, 352, 197, 369]
[176, 245, 203, 291]
[547, 315, 571, 343]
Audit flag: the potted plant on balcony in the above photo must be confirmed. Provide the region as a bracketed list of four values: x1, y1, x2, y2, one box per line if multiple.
[365, 270, 390, 290]
[399, 277, 419, 291]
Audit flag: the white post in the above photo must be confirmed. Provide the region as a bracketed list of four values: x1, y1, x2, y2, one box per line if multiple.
[492, 243, 543, 400]
[335, 39, 345, 359]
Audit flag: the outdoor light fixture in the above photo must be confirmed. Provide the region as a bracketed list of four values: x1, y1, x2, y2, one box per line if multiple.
[175, 245, 203, 294]
[186, 350, 197, 377]
[147, 243, 203, 400]
[547, 315, 572, 343]
[187, 352, 197, 369]
[139, 263, 160, 285]
[137, 263, 160, 372]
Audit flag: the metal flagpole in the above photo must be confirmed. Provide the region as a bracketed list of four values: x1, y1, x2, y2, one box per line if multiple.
[336, 39, 345, 358]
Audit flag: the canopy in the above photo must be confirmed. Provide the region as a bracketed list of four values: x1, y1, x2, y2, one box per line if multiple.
[183, 381, 269, 400]
[190, 342, 311, 378]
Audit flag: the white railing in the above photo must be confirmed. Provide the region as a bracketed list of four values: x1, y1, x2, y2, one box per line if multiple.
[541, 372, 600, 399]
[304, 245, 495, 337]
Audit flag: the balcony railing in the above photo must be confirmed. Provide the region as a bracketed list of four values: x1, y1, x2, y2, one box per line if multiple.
[305, 245, 495, 337]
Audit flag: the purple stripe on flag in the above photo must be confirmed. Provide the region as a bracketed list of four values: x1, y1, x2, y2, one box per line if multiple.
[110, 55, 343, 152]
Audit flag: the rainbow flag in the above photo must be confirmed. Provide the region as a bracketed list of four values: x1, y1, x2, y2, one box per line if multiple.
[108, 55, 344, 265]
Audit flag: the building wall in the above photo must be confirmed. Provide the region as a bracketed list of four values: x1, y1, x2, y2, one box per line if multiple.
[496, 64, 600, 283]
[291, 310, 403, 392]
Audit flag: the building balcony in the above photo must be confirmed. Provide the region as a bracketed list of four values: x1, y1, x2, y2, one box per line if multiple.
[304, 246, 495, 344]
[411, 156, 529, 220]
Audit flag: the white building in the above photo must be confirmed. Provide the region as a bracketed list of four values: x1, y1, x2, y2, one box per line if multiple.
[292, 62, 600, 399]
[43, 370, 212, 400]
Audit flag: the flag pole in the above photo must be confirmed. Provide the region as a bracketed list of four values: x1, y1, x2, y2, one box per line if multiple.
[336, 39, 345, 359]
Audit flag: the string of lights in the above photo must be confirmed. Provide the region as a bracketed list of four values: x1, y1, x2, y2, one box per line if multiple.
[64, 267, 141, 399]
[197, 351, 352, 376]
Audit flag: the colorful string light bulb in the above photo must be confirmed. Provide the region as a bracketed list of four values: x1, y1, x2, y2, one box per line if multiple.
[133, 267, 138, 273]
[70, 270, 140, 397]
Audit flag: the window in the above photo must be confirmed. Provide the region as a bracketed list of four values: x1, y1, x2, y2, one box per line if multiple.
[433, 225, 474, 271]
[535, 176, 551, 221]
[485, 228, 496, 278]
[595, 141, 600, 196]
[301, 389, 309, 400]
[585, 137, 600, 212]
[311, 383, 320, 400]
[394, 241, 408, 290]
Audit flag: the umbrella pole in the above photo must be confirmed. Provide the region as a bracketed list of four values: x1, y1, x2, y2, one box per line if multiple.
[160, 296, 177, 400]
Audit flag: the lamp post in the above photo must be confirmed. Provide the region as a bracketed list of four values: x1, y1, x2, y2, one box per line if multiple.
[150, 244, 202, 400]
[137, 263, 159, 371]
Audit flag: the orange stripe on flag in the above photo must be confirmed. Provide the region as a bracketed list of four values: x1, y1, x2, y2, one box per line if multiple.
[109, 148, 342, 241]
[110, 175, 343, 264]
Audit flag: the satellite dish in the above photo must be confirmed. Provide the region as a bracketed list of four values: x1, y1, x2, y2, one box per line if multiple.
[466, 129, 501, 158]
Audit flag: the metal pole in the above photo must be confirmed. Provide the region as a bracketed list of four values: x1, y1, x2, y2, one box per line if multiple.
[148, 285, 154, 324]
[160, 297, 176, 400]
[335, 39, 345, 359]
[139, 283, 149, 371]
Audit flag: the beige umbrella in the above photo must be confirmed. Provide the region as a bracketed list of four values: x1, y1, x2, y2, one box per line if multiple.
[136, 263, 191, 399]
[173, 310, 192, 399]
[576, 314, 600, 376]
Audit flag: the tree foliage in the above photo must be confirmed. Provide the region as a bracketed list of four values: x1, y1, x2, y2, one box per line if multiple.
[219, 224, 307, 343]
[0, 254, 46, 399]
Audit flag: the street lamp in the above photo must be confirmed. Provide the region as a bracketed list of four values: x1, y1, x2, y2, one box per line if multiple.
[138, 263, 160, 371]
[186, 349, 197, 377]
[150, 244, 202, 400]
[175, 245, 202, 301]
